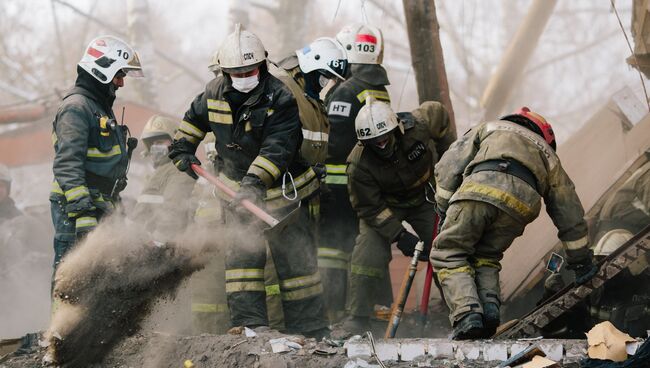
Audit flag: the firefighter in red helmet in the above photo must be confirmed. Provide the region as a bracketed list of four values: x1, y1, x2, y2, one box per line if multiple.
[430, 107, 596, 339]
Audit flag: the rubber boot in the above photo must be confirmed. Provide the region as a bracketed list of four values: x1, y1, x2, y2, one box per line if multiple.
[452, 313, 484, 340]
[482, 302, 500, 338]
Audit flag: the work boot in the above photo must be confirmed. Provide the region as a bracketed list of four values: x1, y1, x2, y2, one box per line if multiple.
[330, 316, 371, 339]
[451, 313, 484, 340]
[482, 303, 500, 338]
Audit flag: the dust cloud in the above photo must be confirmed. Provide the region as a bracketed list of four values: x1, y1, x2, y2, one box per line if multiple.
[43, 192, 312, 367]
[45, 212, 222, 367]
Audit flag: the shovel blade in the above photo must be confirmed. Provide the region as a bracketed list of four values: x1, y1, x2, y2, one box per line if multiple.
[263, 205, 301, 242]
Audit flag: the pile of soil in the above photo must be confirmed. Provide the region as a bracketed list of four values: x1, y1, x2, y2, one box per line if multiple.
[45, 218, 215, 367]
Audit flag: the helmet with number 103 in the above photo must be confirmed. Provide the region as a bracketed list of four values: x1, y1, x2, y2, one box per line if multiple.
[336, 23, 384, 65]
[78, 35, 143, 83]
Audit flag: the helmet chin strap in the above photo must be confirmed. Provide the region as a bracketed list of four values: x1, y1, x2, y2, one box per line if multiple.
[303, 71, 324, 100]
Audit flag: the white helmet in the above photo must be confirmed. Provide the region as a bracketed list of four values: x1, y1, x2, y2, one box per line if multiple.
[212, 23, 266, 74]
[141, 115, 178, 153]
[336, 23, 384, 65]
[296, 37, 348, 80]
[355, 98, 399, 140]
[78, 35, 143, 83]
[593, 229, 634, 257]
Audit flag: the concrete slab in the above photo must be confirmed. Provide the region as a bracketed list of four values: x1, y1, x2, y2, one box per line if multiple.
[483, 342, 508, 361]
[346, 338, 588, 363]
[399, 341, 426, 361]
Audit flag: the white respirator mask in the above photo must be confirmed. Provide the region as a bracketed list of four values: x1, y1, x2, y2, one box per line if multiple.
[149, 143, 170, 166]
[231, 74, 259, 93]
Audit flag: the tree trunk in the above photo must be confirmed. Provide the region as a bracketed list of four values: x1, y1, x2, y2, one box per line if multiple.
[402, 0, 456, 140]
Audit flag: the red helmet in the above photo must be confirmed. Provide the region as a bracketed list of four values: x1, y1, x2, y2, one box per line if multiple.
[505, 107, 556, 149]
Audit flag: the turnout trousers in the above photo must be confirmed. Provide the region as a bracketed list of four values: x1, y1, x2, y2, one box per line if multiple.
[225, 201, 327, 334]
[319, 183, 358, 321]
[348, 201, 437, 318]
[430, 200, 526, 324]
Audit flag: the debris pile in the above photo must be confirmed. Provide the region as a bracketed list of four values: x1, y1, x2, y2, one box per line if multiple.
[44, 217, 216, 367]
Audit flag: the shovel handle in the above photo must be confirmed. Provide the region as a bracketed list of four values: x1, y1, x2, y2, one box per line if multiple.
[191, 164, 279, 227]
[419, 213, 440, 317]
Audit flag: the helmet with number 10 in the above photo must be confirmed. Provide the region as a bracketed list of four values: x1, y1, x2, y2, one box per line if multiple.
[336, 23, 384, 65]
[78, 35, 143, 83]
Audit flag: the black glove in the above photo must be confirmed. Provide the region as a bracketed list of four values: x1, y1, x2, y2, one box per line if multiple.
[395, 230, 421, 259]
[229, 174, 266, 217]
[168, 138, 200, 179]
[570, 261, 598, 284]
[66, 195, 97, 238]
[65, 195, 96, 219]
[566, 248, 598, 284]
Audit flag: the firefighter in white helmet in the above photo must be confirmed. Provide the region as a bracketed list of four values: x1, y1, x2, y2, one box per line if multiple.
[169, 24, 328, 338]
[582, 159, 650, 337]
[0, 164, 21, 224]
[131, 115, 195, 243]
[268, 37, 350, 322]
[319, 24, 393, 319]
[50, 35, 143, 273]
[340, 98, 452, 334]
[540, 159, 650, 338]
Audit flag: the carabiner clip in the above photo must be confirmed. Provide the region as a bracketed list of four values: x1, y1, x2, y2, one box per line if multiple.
[425, 182, 436, 204]
[282, 171, 298, 201]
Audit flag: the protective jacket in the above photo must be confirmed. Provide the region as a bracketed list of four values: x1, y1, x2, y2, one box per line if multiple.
[175, 68, 318, 210]
[347, 101, 450, 242]
[51, 68, 130, 205]
[131, 160, 195, 241]
[324, 64, 390, 184]
[596, 161, 650, 237]
[434, 120, 588, 251]
[271, 55, 330, 166]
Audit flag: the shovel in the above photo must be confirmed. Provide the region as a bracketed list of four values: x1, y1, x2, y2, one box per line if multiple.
[191, 164, 300, 240]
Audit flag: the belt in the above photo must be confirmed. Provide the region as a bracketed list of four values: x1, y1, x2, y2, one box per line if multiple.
[471, 159, 538, 192]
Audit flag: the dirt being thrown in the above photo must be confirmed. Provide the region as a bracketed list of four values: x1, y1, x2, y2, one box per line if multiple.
[45, 217, 215, 367]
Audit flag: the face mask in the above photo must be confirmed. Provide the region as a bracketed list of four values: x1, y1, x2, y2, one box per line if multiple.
[369, 133, 396, 159]
[231, 74, 259, 93]
[150, 144, 169, 167]
[318, 75, 330, 89]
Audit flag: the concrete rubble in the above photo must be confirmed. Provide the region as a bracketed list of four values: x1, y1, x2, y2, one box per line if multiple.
[0, 329, 593, 368]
